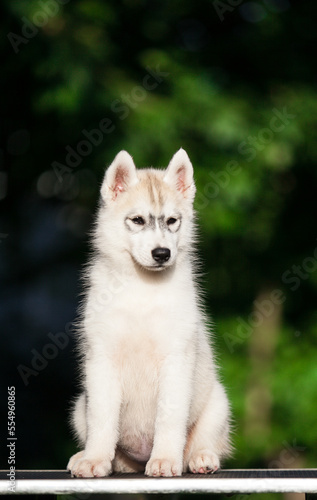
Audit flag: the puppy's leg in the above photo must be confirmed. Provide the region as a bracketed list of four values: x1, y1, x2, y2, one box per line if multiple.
[184, 380, 231, 474]
[69, 355, 121, 478]
[145, 353, 193, 477]
[67, 393, 86, 471]
[72, 392, 87, 441]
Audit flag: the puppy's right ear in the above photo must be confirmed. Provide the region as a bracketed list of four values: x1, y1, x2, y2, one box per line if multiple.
[101, 151, 139, 202]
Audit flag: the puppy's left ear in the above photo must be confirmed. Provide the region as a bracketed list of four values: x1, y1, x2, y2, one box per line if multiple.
[164, 148, 196, 200]
[101, 151, 139, 202]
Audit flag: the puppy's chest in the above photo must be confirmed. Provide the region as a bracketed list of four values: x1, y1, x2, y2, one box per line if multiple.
[111, 332, 162, 404]
[113, 330, 162, 372]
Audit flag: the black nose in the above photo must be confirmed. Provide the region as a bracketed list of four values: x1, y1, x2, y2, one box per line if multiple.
[152, 247, 171, 264]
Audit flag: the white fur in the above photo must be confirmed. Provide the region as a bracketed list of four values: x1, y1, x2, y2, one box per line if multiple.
[67, 149, 232, 478]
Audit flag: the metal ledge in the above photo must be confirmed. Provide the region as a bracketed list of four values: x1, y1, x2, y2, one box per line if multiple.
[1, 469, 317, 495]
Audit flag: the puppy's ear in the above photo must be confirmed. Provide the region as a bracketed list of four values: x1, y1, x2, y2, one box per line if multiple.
[164, 148, 196, 200]
[101, 151, 139, 202]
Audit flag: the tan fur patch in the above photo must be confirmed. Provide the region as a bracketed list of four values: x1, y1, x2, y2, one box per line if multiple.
[139, 170, 165, 210]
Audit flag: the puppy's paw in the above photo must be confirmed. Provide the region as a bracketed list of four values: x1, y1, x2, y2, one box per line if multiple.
[145, 458, 182, 477]
[67, 451, 84, 471]
[188, 449, 220, 474]
[69, 456, 112, 478]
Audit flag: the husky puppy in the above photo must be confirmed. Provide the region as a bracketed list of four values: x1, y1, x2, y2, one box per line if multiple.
[67, 149, 232, 478]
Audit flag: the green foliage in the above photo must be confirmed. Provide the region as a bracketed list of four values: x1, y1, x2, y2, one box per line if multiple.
[1, 0, 317, 472]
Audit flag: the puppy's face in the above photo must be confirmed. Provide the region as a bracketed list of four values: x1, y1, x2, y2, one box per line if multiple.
[123, 195, 183, 271]
[97, 149, 196, 271]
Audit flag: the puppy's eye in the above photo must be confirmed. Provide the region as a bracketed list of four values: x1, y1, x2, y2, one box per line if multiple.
[167, 217, 177, 226]
[131, 217, 145, 225]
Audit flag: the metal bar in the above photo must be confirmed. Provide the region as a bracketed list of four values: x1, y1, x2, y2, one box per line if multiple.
[0, 470, 316, 496]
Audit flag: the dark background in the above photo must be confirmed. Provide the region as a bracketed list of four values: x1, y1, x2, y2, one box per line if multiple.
[1, 1, 316, 496]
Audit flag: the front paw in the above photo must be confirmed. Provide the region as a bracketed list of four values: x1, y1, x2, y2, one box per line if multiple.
[69, 455, 112, 478]
[188, 449, 220, 474]
[67, 450, 84, 471]
[145, 458, 182, 477]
